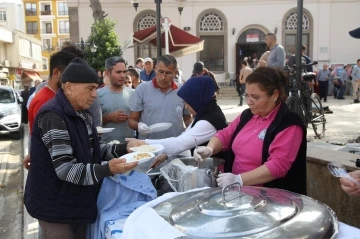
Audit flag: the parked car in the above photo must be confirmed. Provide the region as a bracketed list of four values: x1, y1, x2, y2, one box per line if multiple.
[0, 86, 23, 139]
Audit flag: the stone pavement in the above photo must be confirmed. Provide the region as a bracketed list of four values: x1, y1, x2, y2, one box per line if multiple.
[22, 125, 39, 239]
[0, 137, 23, 239]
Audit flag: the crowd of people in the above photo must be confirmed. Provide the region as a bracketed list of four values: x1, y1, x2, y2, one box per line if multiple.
[19, 35, 359, 238]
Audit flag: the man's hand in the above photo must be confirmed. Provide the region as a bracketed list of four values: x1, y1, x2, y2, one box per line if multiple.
[138, 122, 151, 135]
[109, 110, 129, 123]
[23, 154, 31, 170]
[193, 146, 213, 162]
[258, 60, 267, 67]
[108, 158, 138, 174]
[149, 154, 167, 169]
[340, 170, 360, 197]
[126, 140, 146, 152]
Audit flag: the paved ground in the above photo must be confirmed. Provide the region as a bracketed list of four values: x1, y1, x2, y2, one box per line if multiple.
[0, 134, 24, 239]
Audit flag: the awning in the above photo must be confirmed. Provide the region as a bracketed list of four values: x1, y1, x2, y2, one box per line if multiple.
[22, 71, 43, 82]
[349, 27, 360, 39]
[133, 23, 204, 58]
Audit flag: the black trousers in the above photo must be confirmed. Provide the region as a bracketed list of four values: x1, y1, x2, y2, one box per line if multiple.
[236, 81, 241, 95]
[239, 84, 246, 105]
[318, 81, 329, 101]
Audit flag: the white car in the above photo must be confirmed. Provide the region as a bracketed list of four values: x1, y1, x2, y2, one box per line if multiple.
[0, 86, 23, 139]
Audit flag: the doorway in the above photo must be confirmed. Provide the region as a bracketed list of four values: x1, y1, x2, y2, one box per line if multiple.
[235, 29, 267, 77]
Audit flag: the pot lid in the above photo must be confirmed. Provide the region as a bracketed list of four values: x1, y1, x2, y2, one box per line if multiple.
[154, 183, 338, 238]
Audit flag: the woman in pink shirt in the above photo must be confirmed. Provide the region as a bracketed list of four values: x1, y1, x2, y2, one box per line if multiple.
[194, 67, 307, 195]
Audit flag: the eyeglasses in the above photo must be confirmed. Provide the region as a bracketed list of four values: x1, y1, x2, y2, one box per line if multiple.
[242, 94, 267, 103]
[157, 70, 173, 78]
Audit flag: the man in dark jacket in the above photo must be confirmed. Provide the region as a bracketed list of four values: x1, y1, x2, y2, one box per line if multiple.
[24, 58, 141, 238]
[191, 61, 220, 95]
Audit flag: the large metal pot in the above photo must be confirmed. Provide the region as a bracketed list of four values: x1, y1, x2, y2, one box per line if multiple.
[148, 156, 224, 195]
[153, 183, 338, 238]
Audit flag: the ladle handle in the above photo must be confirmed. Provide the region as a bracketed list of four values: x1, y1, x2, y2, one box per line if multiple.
[221, 182, 244, 203]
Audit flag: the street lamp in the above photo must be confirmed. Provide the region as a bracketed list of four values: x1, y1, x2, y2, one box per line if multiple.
[175, 0, 186, 15]
[90, 41, 98, 53]
[75, 37, 97, 54]
[131, 0, 139, 11]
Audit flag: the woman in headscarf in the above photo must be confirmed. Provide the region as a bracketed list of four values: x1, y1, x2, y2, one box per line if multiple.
[130, 76, 228, 168]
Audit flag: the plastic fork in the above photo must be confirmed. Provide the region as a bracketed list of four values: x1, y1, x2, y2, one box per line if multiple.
[327, 162, 360, 188]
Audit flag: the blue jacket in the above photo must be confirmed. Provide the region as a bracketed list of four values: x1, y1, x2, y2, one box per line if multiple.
[24, 89, 102, 223]
[140, 69, 156, 82]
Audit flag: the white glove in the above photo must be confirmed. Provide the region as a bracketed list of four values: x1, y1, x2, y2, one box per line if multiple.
[138, 122, 151, 135]
[193, 146, 213, 162]
[216, 173, 243, 187]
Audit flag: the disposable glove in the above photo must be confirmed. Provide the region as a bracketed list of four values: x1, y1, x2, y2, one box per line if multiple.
[216, 173, 243, 187]
[138, 122, 151, 135]
[193, 146, 213, 162]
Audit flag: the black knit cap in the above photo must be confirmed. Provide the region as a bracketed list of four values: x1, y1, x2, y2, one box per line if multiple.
[61, 57, 100, 84]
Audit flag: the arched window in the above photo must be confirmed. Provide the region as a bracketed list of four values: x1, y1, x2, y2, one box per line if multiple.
[282, 9, 313, 59]
[133, 11, 157, 60]
[199, 13, 223, 32]
[137, 13, 156, 30]
[285, 11, 310, 30]
[197, 10, 227, 72]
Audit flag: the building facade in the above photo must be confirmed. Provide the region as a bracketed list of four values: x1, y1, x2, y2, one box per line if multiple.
[23, 0, 70, 78]
[0, 0, 43, 89]
[67, 0, 360, 79]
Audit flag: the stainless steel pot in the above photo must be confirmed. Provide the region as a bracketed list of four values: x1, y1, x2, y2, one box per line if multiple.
[177, 157, 224, 188]
[153, 183, 338, 239]
[148, 156, 224, 195]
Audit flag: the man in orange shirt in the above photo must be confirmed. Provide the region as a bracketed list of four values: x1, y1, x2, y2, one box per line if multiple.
[24, 51, 76, 169]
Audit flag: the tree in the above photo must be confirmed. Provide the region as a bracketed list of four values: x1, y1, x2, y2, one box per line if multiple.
[84, 19, 122, 71]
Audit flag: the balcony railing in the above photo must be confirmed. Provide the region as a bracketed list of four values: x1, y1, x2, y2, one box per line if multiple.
[59, 28, 70, 34]
[58, 10, 69, 15]
[40, 10, 52, 15]
[41, 29, 53, 34]
[26, 29, 38, 34]
[25, 10, 37, 16]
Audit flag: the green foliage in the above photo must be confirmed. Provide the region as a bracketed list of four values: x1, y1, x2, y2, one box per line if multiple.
[84, 19, 122, 71]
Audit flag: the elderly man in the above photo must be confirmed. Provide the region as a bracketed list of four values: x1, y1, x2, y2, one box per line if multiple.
[24, 58, 139, 238]
[264, 33, 285, 69]
[98, 57, 134, 143]
[317, 64, 331, 102]
[129, 54, 192, 140]
[139, 57, 156, 82]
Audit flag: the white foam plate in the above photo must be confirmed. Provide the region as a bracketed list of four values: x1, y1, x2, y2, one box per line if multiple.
[96, 127, 115, 134]
[130, 144, 164, 154]
[149, 123, 172, 133]
[120, 152, 155, 164]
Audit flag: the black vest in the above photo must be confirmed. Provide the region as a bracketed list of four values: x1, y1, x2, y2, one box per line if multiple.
[24, 89, 102, 223]
[190, 99, 229, 160]
[227, 103, 307, 195]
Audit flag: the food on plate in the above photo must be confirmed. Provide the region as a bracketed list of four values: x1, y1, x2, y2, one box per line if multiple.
[132, 145, 157, 152]
[108, 140, 120, 145]
[133, 153, 152, 160]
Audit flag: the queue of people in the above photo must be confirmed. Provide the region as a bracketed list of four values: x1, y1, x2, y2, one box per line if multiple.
[22, 45, 359, 239]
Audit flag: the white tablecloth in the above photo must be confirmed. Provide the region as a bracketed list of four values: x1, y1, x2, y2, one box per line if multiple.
[103, 188, 360, 239]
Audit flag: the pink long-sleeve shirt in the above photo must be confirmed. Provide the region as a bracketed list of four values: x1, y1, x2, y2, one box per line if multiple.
[215, 104, 303, 179]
